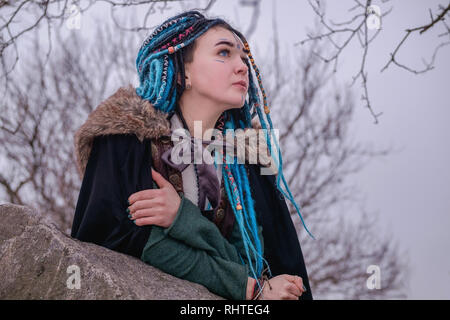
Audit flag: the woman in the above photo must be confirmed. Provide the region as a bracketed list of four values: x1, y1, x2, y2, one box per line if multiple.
[71, 10, 314, 300]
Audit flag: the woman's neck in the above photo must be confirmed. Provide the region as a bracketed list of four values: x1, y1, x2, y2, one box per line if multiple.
[177, 101, 223, 141]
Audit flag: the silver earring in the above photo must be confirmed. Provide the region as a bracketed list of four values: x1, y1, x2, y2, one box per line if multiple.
[186, 83, 191, 90]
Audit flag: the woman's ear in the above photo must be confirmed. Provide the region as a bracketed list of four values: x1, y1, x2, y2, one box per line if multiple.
[177, 72, 190, 86]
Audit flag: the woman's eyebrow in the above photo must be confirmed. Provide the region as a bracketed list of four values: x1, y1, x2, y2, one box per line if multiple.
[214, 39, 248, 55]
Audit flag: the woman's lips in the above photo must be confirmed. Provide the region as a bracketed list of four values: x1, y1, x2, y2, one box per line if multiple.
[233, 83, 247, 90]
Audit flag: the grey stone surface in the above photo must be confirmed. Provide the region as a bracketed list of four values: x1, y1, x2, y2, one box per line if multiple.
[0, 203, 223, 300]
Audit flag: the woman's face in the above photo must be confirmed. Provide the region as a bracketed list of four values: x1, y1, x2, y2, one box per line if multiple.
[183, 26, 249, 110]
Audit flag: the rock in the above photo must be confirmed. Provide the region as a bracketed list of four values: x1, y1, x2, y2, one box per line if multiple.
[0, 203, 223, 300]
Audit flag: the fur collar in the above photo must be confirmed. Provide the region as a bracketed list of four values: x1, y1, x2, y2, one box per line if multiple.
[74, 84, 171, 178]
[74, 84, 265, 179]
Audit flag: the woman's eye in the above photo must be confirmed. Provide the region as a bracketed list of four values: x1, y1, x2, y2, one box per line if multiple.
[219, 49, 230, 57]
[219, 49, 248, 63]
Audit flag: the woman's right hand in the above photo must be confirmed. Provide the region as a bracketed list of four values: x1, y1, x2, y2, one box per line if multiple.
[258, 274, 305, 300]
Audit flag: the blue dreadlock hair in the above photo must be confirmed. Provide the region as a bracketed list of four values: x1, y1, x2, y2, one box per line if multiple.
[135, 10, 315, 283]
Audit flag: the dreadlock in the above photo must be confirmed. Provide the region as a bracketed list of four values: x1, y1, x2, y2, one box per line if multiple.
[135, 10, 315, 283]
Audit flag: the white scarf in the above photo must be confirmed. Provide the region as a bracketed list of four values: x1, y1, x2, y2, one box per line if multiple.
[169, 112, 222, 210]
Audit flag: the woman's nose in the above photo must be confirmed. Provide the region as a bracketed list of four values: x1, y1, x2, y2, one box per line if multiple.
[236, 58, 248, 74]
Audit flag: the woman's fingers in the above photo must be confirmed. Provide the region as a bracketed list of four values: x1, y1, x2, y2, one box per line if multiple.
[127, 183, 180, 228]
[130, 206, 162, 220]
[151, 168, 171, 189]
[287, 282, 303, 297]
[295, 276, 305, 293]
[128, 188, 162, 205]
[287, 275, 305, 293]
[128, 198, 160, 215]
[282, 292, 300, 300]
[134, 215, 162, 227]
[282, 275, 304, 298]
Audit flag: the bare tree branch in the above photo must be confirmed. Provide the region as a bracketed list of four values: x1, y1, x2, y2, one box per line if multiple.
[0, 0, 191, 85]
[381, 3, 450, 74]
[296, 0, 449, 124]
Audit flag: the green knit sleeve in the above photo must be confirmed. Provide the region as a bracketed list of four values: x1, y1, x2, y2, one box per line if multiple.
[140, 195, 251, 300]
[141, 224, 249, 300]
[162, 196, 245, 262]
